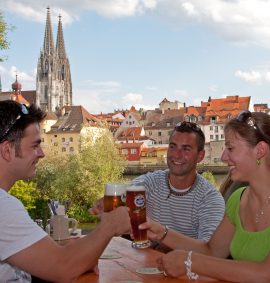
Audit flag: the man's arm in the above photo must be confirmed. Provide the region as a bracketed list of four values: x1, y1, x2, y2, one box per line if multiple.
[8, 207, 131, 283]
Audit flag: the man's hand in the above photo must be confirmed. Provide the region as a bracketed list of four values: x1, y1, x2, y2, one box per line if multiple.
[139, 217, 166, 241]
[89, 198, 104, 215]
[101, 206, 131, 236]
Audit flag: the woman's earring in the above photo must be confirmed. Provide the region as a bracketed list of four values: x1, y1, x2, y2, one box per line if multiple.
[256, 159, 261, 166]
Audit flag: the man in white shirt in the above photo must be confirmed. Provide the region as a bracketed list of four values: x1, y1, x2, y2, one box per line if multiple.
[0, 100, 131, 282]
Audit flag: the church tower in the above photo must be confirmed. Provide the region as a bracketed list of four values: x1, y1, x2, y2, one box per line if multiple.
[36, 7, 72, 112]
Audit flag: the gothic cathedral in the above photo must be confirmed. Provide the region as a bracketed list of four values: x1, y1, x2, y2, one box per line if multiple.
[36, 7, 72, 112]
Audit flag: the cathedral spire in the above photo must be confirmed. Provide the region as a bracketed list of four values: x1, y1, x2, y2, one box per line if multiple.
[56, 15, 66, 59]
[43, 7, 54, 55]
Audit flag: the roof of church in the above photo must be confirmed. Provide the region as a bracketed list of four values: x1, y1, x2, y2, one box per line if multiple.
[48, 105, 102, 133]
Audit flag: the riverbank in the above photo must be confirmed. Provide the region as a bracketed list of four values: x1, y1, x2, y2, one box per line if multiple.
[124, 164, 229, 175]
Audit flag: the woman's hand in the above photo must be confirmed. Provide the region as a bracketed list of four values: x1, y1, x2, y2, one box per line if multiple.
[157, 250, 188, 278]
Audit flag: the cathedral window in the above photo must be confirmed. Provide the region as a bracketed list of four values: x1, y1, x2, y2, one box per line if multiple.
[61, 65, 65, 80]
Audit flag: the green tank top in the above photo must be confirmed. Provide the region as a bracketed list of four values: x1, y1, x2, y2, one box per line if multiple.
[226, 187, 270, 262]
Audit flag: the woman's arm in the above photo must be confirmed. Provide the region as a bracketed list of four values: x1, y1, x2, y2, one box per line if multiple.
[158, 250, 270, 283]
[140, 215, 234, 258]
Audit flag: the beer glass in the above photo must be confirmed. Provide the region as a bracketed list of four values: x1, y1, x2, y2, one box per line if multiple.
[103, 183, 126, 212]
[126, 185, 150, 249]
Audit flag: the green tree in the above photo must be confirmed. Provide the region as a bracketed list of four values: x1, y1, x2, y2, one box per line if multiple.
[9, 180, 37, 211]
[202, 171, 218, 188]
[0, 12, 12, 61]
[35, 128, 125, 222]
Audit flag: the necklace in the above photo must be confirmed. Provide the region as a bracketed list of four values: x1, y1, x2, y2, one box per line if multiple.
[166, 172, 196, 199]
[255, 195, 270, 223]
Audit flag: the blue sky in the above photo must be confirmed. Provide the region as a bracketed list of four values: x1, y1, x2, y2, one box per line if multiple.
[1, 0, 270, 114]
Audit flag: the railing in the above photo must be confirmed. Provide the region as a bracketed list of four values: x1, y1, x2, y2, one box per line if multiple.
[124, 164, 229, 175]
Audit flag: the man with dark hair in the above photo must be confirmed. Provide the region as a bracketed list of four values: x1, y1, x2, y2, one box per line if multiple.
[0, 100, 131, 282]
[132, 122, 224, 244]
[91, 121, 225, 247]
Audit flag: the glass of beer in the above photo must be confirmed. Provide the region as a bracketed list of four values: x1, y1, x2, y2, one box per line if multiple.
[103, 183, 127, 212]
[126, 184, 150, 249]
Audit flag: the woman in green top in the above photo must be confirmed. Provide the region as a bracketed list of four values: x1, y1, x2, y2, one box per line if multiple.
[140, 111, 270, 282]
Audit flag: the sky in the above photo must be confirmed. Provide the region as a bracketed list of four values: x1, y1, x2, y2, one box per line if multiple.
[1, 0, 270, 114]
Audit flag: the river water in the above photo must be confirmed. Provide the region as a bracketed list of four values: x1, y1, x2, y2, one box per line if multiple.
[124, 173, 227, 190]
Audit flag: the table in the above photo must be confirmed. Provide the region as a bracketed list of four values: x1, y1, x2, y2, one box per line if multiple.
[75, 237, 231, 283]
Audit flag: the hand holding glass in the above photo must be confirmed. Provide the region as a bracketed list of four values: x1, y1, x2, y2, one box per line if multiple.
[126, 185, 150, 249]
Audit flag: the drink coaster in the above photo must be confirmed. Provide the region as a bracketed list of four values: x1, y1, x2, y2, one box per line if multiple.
[135, 267, 163, 274]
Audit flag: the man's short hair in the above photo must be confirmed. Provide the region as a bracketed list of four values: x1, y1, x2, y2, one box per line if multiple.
[171, 121, 205, 151]
[0, 100, 46, 153]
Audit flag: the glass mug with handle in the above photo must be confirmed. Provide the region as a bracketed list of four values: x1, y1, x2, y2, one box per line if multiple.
[126, 184, 150, 249]
[103, 183, 127, 212]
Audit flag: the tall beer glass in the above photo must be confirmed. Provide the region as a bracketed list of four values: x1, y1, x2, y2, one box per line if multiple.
[126, 185, 150, 249]
[103, 183, 126, 212]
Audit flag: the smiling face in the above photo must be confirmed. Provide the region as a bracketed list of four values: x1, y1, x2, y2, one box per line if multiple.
[221, 130, 256, 182]
[11, 123, 45, 181]
[167, 131, 205, 178]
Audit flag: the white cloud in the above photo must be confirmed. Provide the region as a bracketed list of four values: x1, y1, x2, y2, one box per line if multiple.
[174, 89, 189, 98]
[73, 88, 114, 114]
[84, 80, 121, 90]
[123, 92, 143, 104]
[235, 70, 267, 83]
[209, 85, 218, 92]
[3, 0, 270, 46]
[0, 65, 7, 74]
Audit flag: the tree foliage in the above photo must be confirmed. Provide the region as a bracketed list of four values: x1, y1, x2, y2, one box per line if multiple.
[34, 128, 125, 222]
[0, 12, 12, 61]
[201, 171, 218, 188]
[9, 180, 37, 211]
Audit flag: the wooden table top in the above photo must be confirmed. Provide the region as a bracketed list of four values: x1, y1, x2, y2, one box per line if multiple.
[75, 237, 230, 283]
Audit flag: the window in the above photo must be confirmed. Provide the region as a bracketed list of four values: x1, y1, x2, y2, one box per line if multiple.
[214, 126, 218, 133]
[210, 117, 216, 124]
[215, 135, 219, 140]
[131, 149, 137, 154]
[62, 147, 66, 152]
[158, 132, 162, 136]
[54, 142, 58, 146]
[210, 135, 213, 140]
[62, 137, 65, 142]
[149, 131, 152, 136]
[69, 137, 73, 142]
[54, 135, 57, 138]
[121, 149, 128, 154]
[166, 122, 171, 127]
[210, 126, 213, 131]
[70, 147, 74, 152]
[221, 134, 224, 139]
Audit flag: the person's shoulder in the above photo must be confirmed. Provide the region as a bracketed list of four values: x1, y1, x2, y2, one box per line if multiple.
[196, 174, 216, 191]
[195, 174, 224, 201]
[135, 169, 167, 180]
[0, 189, 26, 212]
[227, 186, 246, 203]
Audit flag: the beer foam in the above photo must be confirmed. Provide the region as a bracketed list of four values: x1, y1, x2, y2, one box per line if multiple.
[105, 183, 127, 196]
[126, 185, 145, 192]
